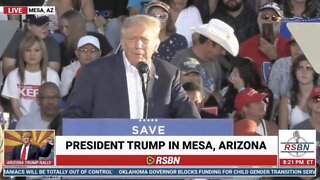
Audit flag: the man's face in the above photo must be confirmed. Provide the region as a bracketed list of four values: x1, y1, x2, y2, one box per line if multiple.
[37, 87, 60, 117]
[21, 133, 31, 145]
[27, 23, 49, 39]
[180, 72, 201, 84]
[222, 0, 243, 12]
[257, 9, 281, 33]
[121, 25, 160, 67]
[207, 41, 226, 59]
[75, 44, 101, 66]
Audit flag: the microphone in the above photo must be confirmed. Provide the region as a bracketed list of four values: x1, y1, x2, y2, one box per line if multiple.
[137, 61, 149, 119]
[137, 61, 149, 74]
[293, 130, 300, 143]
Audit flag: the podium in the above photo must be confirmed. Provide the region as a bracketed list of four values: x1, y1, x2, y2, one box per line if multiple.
[62, 118, 233, 136]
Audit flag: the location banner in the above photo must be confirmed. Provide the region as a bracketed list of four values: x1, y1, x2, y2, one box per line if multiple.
[2, 119, 317, 178]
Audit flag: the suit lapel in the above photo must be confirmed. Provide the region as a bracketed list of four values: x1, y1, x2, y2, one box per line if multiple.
[111, 54, 130, 117]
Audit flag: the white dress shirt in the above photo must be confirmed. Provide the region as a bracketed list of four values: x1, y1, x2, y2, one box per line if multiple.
[123, 52, 144, 119]
[60, 61, 81, 97]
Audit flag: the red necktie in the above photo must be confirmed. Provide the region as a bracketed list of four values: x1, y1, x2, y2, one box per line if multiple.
[20, 145, 27, 160]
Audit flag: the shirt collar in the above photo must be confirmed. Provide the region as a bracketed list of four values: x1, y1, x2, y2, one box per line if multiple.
[122, 52, 134, 68]
[122, 52, 152, 71]
[23, 144, 30, 148]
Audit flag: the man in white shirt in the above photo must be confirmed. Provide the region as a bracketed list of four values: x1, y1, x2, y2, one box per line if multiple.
[60, 35, 102, 97]
[64, 15, 200, 119]
[16, 82, 61, 130]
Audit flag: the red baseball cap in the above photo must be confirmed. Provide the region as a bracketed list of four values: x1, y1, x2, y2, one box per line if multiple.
[235, 88, 268, 113]
[309, 85, 320, 98]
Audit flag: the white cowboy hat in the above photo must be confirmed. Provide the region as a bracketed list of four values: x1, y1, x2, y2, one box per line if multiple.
[192, 19, 239, 56]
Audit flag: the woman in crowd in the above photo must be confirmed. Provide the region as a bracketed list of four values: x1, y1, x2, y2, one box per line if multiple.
[1, 34, 60, 120]
[164, 0, 203, 47]
[234, 88, 278, 136]
[268, 38, 303, 121]
[293, 85, 320, 172]
[282, 0, 318, 18]
[145, 0, 187, 62]
[59, 10, 87, 67]
[279, 54, 318, 129]
[219, 57, 273, 119]
[293, 85, 320, 132]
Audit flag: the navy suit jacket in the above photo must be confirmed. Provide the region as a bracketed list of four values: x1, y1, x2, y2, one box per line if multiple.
[63, 53, 200, 118]
[11, 143, 53, 160]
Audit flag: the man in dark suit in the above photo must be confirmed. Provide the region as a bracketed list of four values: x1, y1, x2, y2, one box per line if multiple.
[63, 15, 200, 119]
[11, 131, 54, 160]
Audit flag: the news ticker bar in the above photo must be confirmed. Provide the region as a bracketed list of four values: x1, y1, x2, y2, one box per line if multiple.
[0, 6, 55, 15]
[3, 167, 316, 177]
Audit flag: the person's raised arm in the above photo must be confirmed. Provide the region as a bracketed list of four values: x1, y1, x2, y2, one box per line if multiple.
[80, 0, 95, 22]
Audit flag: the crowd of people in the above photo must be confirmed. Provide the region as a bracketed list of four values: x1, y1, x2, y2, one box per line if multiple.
[0, 0, 320, 178]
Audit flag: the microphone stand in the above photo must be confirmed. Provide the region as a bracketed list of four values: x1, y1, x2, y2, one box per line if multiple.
[137, 62, 149, 119]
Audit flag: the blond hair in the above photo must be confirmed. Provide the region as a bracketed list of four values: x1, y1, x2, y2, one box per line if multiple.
[21, 131, 32, 138]
[121, 15, 161, 40]
[60, 10, 87, 56]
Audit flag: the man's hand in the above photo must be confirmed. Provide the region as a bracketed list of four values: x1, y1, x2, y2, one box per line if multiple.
[259, 38, 278, 60]
[94, 16, 107, 27]
[94, 15, 107, 34]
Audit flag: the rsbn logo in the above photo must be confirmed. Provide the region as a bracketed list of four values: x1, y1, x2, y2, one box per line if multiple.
[280, 130, 314, 157]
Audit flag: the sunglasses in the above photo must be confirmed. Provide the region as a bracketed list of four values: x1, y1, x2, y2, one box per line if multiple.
[39, 95, 60, 101]
[260, 14, 281, 22]
[313, 96, 320, 103]
[149, 12, 169, 22]
[78, 48, 100, 54]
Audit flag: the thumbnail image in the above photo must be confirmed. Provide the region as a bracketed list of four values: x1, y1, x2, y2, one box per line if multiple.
[4, 130, 55, 166]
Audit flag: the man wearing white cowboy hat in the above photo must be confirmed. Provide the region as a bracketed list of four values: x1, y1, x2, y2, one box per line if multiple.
[171, 18, 239, 93]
